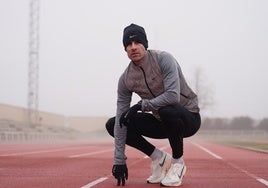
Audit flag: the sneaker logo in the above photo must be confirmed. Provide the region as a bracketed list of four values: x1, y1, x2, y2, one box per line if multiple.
[178, 166, 185, 179]
[159, 154, 167, 167]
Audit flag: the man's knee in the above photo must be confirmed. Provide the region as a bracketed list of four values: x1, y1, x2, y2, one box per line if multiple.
[105, 117, 115, 137]
[159, 105, 182, 120]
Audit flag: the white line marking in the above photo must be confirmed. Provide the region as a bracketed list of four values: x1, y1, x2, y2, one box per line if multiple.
[68, 148, 114, 158]
[227, 161, 268, 187]
[0, 147, 86, 157]
[192, 141, 268, 187]
[257, 179, 268, 187]
[80, 177, 108, 188]
[191, 142, 222, 159]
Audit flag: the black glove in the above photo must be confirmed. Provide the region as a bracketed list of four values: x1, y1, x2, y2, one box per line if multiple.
[112, 164, 128, 186]
[120, 103, 141, 127]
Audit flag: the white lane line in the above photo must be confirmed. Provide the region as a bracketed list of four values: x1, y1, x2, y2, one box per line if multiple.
[227, 161, 268, 187]
[81, 145, 170, 187]
[68, 148, 114, 158]
[80, 177, 108, 188]
[257, 179, 268, 187]
[191, 142, 222, 159]
[192, 141, 268, 187]
[0, 147, 88, 157]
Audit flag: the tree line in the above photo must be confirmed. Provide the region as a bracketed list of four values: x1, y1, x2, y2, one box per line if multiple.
[201, 116, 268, 131]
[191, 66, 267, 132]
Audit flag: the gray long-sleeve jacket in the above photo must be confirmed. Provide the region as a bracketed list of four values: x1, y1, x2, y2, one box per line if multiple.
[114, 50, 199, 164]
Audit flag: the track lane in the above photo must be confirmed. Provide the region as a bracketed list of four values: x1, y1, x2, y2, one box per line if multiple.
[0, 139, 267, 188]
[94, 139, 268, 188]
[189, 140, 268, 187]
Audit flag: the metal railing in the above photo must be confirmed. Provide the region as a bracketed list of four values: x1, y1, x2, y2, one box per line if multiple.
[0, 131, 80, 142]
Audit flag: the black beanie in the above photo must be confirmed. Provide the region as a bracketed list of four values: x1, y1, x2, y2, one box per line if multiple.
[123, 23, 148, 50]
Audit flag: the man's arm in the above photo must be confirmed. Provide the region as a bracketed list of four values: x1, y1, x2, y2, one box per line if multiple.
[142, 51, 180, 111]
[114, 74, 132, 164]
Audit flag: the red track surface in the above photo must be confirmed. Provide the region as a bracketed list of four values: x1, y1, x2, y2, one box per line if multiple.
[0, 138, 267, 188]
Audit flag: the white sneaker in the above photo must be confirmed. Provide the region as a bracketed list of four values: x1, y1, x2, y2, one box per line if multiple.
[160, 163, 186, 187]
[147, 152, 171, 184]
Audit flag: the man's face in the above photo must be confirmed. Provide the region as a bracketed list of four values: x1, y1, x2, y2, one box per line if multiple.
[125, 41, 147, 65]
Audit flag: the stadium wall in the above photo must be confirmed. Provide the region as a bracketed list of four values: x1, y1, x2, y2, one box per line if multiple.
[0, 103, 108, 132]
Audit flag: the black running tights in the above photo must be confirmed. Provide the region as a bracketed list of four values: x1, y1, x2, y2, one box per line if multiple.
[105, 104, 201, 159]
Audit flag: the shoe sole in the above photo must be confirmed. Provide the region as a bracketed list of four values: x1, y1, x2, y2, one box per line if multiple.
[147, 180, 160, 184]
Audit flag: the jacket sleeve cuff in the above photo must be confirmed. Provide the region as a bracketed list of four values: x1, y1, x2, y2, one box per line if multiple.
[141, 99, 150, 112]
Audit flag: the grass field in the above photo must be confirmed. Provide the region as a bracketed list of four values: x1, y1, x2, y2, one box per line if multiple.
[196, 130, 268, 153]
[221, 141, 268, 152]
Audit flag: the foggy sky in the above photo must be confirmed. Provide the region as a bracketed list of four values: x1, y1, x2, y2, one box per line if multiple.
[0, 0, 267, 119]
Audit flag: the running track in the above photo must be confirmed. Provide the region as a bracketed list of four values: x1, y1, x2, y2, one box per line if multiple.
[0, 138, 267, 188]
